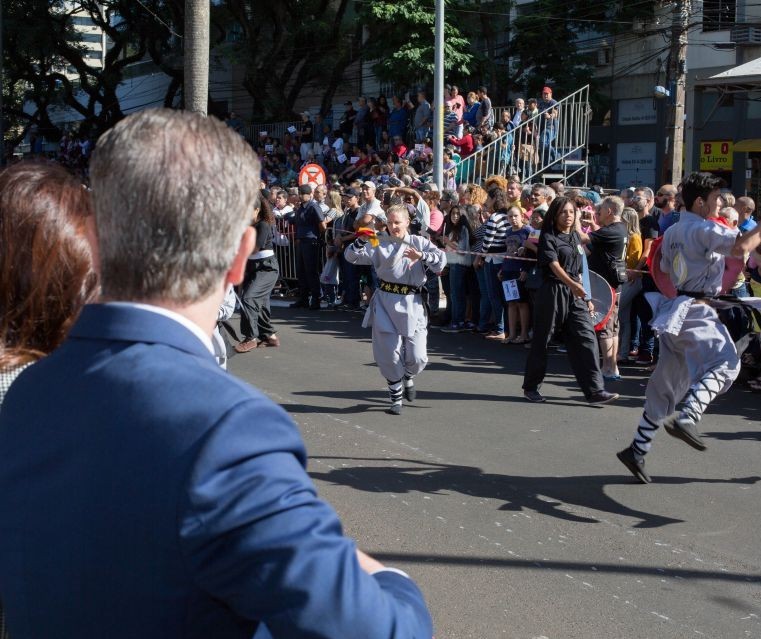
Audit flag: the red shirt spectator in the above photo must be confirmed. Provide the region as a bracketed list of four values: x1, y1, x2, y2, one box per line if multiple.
[448, 131, 475, 157]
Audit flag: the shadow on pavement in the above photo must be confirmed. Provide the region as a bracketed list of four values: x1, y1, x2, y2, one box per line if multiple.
[309, 456, 761, 530]
[367, 551, 761, 584]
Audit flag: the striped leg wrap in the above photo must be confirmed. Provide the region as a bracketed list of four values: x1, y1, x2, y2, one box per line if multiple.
[631, 412, 661, 458]
[681, 371, 723, 424]
[387, 379, 403, 405]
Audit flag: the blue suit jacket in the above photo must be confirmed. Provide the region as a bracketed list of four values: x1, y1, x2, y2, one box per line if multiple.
[0, 304, 432, 638]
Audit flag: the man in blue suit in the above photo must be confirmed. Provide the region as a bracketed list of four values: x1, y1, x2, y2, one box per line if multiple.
[0, 109, 433, 638]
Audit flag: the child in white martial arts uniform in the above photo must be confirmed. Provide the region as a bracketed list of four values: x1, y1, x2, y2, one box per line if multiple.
[617, 173, 761, 484]
[345, 205, 446, 415]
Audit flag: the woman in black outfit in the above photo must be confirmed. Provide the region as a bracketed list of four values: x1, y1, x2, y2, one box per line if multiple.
[522, 197, 617, 404]
[235, 198, 281, 352]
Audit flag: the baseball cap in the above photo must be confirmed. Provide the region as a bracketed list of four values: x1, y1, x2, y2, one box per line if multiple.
[361, 181, 376, 190]
[343, 187, 360, 197]
[298, 184, 313, 195]
[542, 86, 553, 94]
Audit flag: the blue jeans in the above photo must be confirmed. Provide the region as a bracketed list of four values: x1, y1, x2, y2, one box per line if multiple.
[539, 127, 558, 165]
[449, 264, 468, 324]
[484, 260, 505, 334]
[475, 266, 491, 330]
[415, 126, 430, 142]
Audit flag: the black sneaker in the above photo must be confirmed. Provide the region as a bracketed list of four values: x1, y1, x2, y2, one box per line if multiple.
[663, 415, 706, 451]
[524, 390, 546, 403]
[387, 404, 402, 416]
[616, 447, 651, 484]
[588, 391, 619, 405]
[403, 383, 416, 402]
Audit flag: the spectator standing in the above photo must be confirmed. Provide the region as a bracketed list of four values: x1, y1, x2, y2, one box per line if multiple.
[236, 198, 281, 352]
[449, 126, 475, 157]
[522, 197, 618, 404]
[584, 196, 629, 379]
[339, 100, 356, 141]
[388, 95, 409, 141]
[354, 97, 370, 148]
[463, 92, 480, 128]
[471, 205, 493, 333]
[654, 184, 680, 234]
[0, 109, 433, 638]
[0, 162, 97, 404]
[537, 86, 559, 166]
[630, 194, 660, 364]
[445, 85, 466, 137]
[478, 189, 511, 340]
[414, 91, 433, 142]
[499, 206, 532, 344]
[291, 184, 327, 310]
[476, 86, 494, 129]
[441, 205, 473, 332]
[737, 196, 757, 233]
[618, 207, 643, 364]
[334, 188, 363, 311]
[298, 111, 314, 162]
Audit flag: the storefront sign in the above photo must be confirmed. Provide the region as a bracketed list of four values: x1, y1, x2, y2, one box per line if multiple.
[699, 140, 734, 171]
[616, 142, 656, 189]
[618, 99, 657, 126]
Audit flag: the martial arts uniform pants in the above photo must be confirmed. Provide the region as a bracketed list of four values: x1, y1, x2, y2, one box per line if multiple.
[372, 322, 428, 382]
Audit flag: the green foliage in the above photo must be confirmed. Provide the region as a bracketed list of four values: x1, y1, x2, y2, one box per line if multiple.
[360, 0, 473, 87]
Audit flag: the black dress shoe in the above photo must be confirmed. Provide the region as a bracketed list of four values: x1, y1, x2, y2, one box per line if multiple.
[663, 415, 706, 451]
[290, 301, 308, 308]
[524, 390, 546, 403]
[309, 304, 323, 311]
[616, 447, 651, 484]
[588, 390, 619, 405]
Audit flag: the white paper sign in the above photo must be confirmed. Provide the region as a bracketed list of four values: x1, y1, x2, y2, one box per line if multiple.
[259, 131, 268, 137]
[287, 126, 297, 134]
[265, 144, 274, 154]
[415, 144, 424, 152]
[350, 156, 359, 164]
[337, 153, 347, 164]
[502, 279, 520, 302]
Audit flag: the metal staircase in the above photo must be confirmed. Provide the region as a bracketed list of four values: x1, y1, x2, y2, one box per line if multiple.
[452, 85, 591, 186]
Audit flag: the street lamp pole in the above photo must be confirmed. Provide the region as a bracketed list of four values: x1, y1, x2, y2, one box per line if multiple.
[433, 0, 444, 191]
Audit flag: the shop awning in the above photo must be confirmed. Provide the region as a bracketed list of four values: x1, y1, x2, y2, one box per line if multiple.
[696, 57, 761, 90]
[734, 139, 761, 152]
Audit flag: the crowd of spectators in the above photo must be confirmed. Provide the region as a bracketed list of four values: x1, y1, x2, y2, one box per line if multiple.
[257, 173, 761, 393]
[250, 84, 561, 190]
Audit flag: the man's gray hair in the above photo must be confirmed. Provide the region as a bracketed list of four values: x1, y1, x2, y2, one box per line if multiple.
[635, 186, 654, 201]
[531, 184, 554, 201]
[601, 195, 624, 217]
[90, 109, 260, 304]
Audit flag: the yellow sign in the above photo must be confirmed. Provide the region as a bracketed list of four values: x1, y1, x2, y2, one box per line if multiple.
[699, 140, 734, 171]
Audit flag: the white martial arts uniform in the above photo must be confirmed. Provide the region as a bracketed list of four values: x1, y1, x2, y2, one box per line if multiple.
[631, 212, 741, 457]
[345, 233, 446, 400]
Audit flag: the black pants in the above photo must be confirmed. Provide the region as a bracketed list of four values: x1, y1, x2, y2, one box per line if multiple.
[523, 280, 604, 398]
[240, 257, 279, 340]
[296, 240, 322, 305]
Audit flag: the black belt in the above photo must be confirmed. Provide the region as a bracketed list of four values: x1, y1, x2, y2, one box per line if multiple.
[379, 279, 422, 295]
[677, 290, 717, 300]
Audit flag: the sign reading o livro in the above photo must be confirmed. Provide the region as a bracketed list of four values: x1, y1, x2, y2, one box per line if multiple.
[298, 163, 327, 188]
[699, 140, 733, 171]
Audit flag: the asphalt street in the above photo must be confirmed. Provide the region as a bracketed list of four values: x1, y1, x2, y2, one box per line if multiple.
[227, 306, 761, 639]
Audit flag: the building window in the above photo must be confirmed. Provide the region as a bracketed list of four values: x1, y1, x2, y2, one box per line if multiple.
[79, 32, 102, 43]
[702, 0, 735, 32]
[71, 15, 95, 26]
